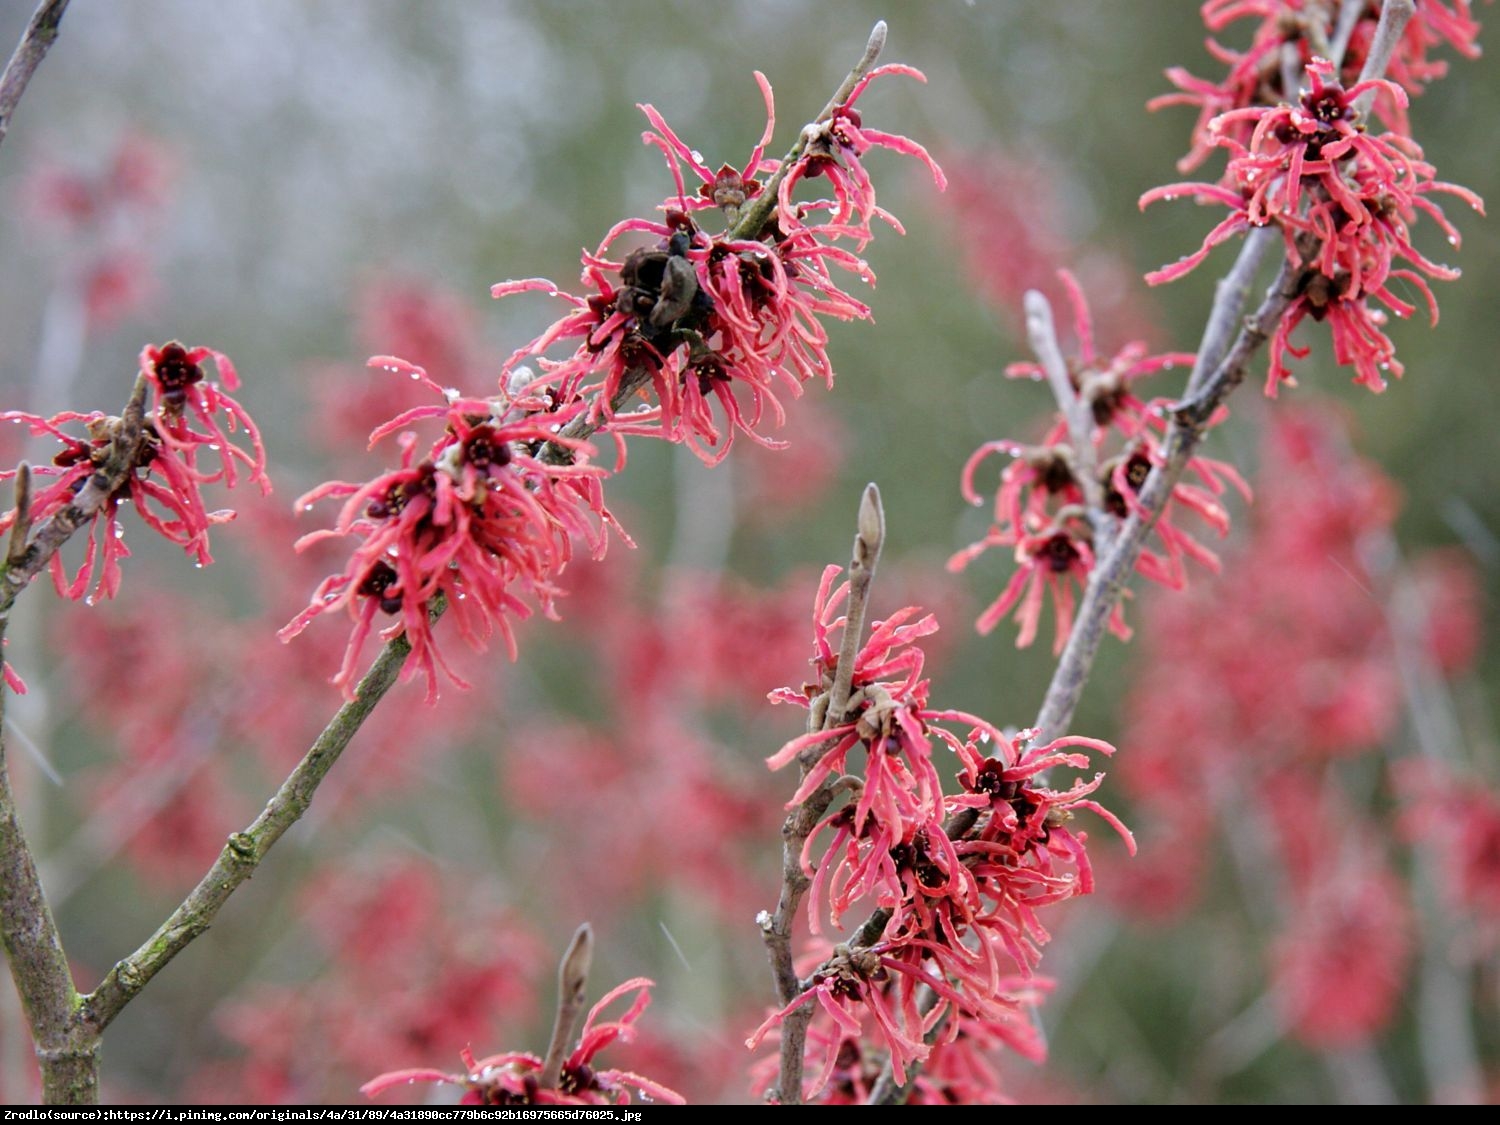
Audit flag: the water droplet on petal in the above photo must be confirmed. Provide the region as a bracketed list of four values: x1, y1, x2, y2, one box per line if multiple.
[84, 595, 95, 606]
[193, 562, 204, 569]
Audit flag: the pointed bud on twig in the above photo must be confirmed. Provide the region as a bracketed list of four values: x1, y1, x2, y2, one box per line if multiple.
[6, 463, 33, 571]
[861, 21, 888, 72]
[828, 484, 887, 727]
[855, 481, 884, 569]
[540, 923, 595, 1090]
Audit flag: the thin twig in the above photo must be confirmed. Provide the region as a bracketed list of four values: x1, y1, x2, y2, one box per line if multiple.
[79, 611, 426, 1032]
[1280, 40, 1304, 103]
[0, 0, 71, 155]
[761, 483, 885, 1105]
[1328, 0, 1367, 69]
[1025, 290, 1104, 518]
[540, 924, 595, 1090]
[1354, 0, 1415, 117]
[821, 132, 1296, 1121]
[1182, 225, 1279, 404]
[1303, 0, 1336, 59]
[733, 21, 887, 241]
[1032, 251, 1301, 746]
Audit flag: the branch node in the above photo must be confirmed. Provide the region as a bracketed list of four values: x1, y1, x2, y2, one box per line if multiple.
[225, 832, 256, 862]
[0, 0, 74, 153]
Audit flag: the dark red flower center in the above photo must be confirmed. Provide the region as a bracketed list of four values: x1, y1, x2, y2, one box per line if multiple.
[558, 1063, 596, 1095]
[700, 164, 762, 211]
[1299, 269, 1351, 319]
[151, 342, 203, 410]
[356, 560, 402, 615]
[1040, 533, 1080, 573]
[461, 426, 512, 473]
[890, 830, 944, 887]
[1303, 86, 1351, 125]
[968, 757, 1020, 800]
[365, 466, 436, 520]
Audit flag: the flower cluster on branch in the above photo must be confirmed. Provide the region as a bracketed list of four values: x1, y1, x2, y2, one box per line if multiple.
[0, 341, 267, 604]
[286, 62, 943, 697]
[363, 978, 683, 1106]
[755, 565, 1131, 1100]
[951, 274, 1248, 652]
[1146, 3, 1482, 393]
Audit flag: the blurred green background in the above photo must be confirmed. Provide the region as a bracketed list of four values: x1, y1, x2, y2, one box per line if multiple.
[0, 0, 1495, 1105]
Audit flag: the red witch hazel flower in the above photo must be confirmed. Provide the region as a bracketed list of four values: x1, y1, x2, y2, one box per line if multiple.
[951, 273, 1247, 652]
[0, 340, 268, 603]
[361, 978, 684, 1105]
[141, 342, 270, 492]
[773, 63, 946, 242]
[488, 66, 944, 466]
[280, 358, 622, 702]
[1152, 0, 1484, 171]
[753, 563, 1131, 1099]
[1144, 57, 1483, 394]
